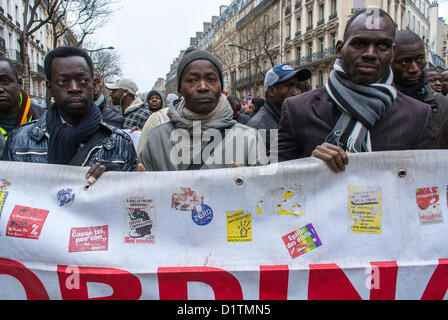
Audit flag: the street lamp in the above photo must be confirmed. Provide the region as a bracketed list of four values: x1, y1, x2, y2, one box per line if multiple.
[228, 43, 254, 101]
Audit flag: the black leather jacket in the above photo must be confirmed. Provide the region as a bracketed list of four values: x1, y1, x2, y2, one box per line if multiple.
[97, 96, 124, 129]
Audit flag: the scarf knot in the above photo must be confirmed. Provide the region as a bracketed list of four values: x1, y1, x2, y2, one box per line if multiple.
[46, 103, 103, 165]
[325, 59, 397, 153]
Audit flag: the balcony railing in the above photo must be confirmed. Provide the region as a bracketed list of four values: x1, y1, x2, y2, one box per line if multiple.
[295, 30, 302, 37]
[317, 18, 325, 26]
[285, 6, 291, 16]
[6, 49, 23, 63]
[295, 1, 302, 10]
[297, 47, 337, 67]
[329, 12, 338, 20]
[306, 25, 313, 32]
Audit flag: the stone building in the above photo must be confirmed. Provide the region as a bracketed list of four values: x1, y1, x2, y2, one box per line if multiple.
[166, 0, 445, 102]
[0, 0, 77, 106]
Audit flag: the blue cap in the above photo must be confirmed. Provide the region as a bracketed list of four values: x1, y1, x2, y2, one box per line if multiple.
[264, 64, 312, 92]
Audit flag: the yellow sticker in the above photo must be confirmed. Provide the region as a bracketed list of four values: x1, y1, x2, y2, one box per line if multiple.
[227, 210, 252, 242]
[257, 186, 305, 216]
[348, 186, 382, 234]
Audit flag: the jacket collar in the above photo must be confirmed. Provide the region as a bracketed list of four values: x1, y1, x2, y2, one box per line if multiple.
[263, 100, 281, 122]
[27, 111, 113, 142]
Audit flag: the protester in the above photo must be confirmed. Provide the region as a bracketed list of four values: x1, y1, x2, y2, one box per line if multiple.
[440, 70, 448, 96]
[277, 9, 433, 173]
[93, 70, 123, 128]
[136, 97, 174, 156]
[227, 95, 251, 124]
[392, 30, 448, 140]
[250, 97, 265, 118]
[146, 90, 164, 113]
[166, 93, 180, 108]
[106, 78, 150, 130]
[247, 64, 311, 153]
[3, 46, 137, 182]
[425, 68, 443, 94]
[0, 57, 45, 157]
[139, 47, 267, 171]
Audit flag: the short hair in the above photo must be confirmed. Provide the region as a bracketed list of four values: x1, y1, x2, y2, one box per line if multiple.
[44, 46, 94, 82]
[227, 95, 241, 106]
[344, 8, 396, 42]
[394, 30, 423, 45]
[0, 56, 19, 81]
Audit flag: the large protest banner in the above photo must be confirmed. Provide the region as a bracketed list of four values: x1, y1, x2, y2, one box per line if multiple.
[0, 150, 447, 300]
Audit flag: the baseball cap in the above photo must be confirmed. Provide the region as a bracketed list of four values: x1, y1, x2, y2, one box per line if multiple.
[105, 78, 139, 96]
[264, 64, 312, 93]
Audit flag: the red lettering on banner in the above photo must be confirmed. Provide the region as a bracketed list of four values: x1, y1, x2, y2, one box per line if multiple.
[158, 267, 243, 300]
[57, 265, 142, 300]
[421, 259, 448, 300]
[259, 265, 289, 300]
[0, 258, 49, 300]
[369, 261, 398, 300]
[308, 264, 362, 300]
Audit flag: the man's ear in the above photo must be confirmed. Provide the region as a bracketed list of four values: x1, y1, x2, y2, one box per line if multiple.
[46, 80, 52, 96]
[335, 40, 344, 57]
[267, 85, 275, 99]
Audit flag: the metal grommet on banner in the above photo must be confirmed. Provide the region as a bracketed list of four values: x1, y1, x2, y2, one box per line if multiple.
[398, 170, 407, 179]
[83, 185, 91, 191]
[235, 177, 244, 186]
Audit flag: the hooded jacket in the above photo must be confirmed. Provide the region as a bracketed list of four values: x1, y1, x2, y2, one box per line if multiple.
[139, 95, 268, 171]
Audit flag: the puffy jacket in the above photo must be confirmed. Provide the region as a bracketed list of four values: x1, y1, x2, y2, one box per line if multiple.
[3, 113, 137, 172]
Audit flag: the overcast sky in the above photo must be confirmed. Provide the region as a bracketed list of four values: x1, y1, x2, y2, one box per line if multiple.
[90, 0, 232, 93]
[91, 0, 448, 94]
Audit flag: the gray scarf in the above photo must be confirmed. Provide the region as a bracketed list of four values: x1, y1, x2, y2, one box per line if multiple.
[325, 59, 397, 153]
[167, 94, 236, 132]
[167, 94, 237, 168]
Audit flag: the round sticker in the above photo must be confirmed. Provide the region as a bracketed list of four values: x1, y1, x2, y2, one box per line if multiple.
[192, 204, 214, 226]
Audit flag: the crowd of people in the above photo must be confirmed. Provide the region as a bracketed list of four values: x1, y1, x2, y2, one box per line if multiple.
[0, 9, 447, 184]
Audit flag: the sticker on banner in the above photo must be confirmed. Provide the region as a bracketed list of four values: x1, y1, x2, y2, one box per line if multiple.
[0, 179, 10, 236]
[6, 205, 49, 240]
[69, 225, 109, 253]
[125, 196, 156, 244]
[416, 187, 443, 224]
[57, 188, 76, 207]
[227, 210, 252, 242]
[348, 186, 382, 234]
[282, 224, 322, 259]
[172, 187, 204, 211]
[257, 185, 305, 216]
[192, 204, 213, 226]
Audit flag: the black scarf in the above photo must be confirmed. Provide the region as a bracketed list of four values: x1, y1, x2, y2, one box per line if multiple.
[395, 75, 428, 102]
[46, 103, 102, 165]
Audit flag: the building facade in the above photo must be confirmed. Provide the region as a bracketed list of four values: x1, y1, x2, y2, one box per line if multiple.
[166, 0, 445, 102]
[0, 0, 77, 106]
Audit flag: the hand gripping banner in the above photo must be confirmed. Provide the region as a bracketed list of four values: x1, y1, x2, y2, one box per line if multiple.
[0, 150, 447, 300]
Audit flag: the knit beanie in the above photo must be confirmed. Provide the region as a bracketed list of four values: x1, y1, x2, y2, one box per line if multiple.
[177, 47, 224, 92]
[146, 90, 162, 102]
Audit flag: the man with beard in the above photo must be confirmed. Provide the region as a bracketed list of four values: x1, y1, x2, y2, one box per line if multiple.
[106, 78, 150, 130]
[392, 30, 448, 140]
[277, 9, 433, 173]
[139, 48, 267, 171]
[3, 47, 137, 183]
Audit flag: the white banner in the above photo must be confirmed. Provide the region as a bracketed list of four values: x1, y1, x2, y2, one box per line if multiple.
[0, 150, 447, 300]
